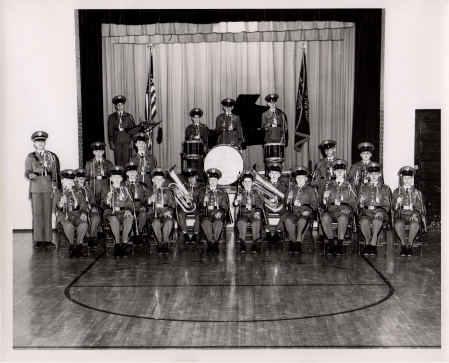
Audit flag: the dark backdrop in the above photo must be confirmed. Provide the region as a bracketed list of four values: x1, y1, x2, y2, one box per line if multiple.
[79, 9, 382, 165]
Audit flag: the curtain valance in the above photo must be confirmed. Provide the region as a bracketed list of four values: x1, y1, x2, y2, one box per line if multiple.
[102, 21, 354, 44]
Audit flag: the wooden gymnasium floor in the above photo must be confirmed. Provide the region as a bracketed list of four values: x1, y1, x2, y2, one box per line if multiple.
[13, 228, 441, 349]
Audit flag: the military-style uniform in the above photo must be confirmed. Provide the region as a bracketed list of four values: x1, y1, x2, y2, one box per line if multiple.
[266, 178, 288, 232]
[348, 143, 384, 184]
[185, 123, 209, 145]
[215, 98, 243, 147]
[85, 142, 114, 202]
[124, 179, 147, 232]
[198, 186, 229, 243]
[25, 131, 60, 247]
[128, 152, 157, 186]
[177, 176, 203, 243]
[314, 156, 338, 195]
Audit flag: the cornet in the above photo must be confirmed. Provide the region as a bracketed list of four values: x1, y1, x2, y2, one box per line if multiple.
[167, 166, 196, 213]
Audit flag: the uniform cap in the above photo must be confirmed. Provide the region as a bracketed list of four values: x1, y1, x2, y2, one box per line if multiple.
[331, 159, 348, 169]
[268, 163, 282, 172]
[90, 141, 106, 150]
[358, 142, 375, 152]
[150, 167, 167, 178]
[240, 170, 255, 181]
[31, 131, 48, 141]
[189, 108, 203, 117]
[75, 168, 87, 177]
[367, 162, 382, 173]
[108, 165, 124, 176]
[124, 162, 138, 171]
[183, 167, 199, 177]
[320, 139, 337, 150]
[133, 132, 149, 142]
[293, 166, 310, 176]
[61, 169, 76, 179]
[206, 168, 222, 180]
[398, 166, 416, 176]
[221, 98, 235, 107]
[112, 95, 126, 105]
[265, 93, 279, 103]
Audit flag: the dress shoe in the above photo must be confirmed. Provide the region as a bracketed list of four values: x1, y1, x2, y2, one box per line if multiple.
[327, 240, 336, 255]
[121, 243, 129, 257]
[407, 246, 413, 256]
[75, 244, 83, 258]
[336, 240, 343, 255]
[190, 234, 198, 244]
[207, 242, 213, 254]
[239, 239, 246, 253]
[69, 245, 76, 258]
[114, 244, 121, 258]
[183, 233, 191, 244]
[289, 242, 296, 253]
[295, 243, 302, 254]
[363, 245, 370, 256]
[400, 246, 407, 256]
[87, 237, 97, 248]
[370, 245, 377, 256]
[157, 245, 163, 254]
[34, 241, 43, 249]
[251, 242, 258, 254]
[214, 241, 219, 254]
[44, 241, 56, 249]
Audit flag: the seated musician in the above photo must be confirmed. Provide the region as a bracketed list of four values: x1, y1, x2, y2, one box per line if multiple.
[265, 163, 288, 242]
[392, 166, 424, 257]
[143, 168, 175, 255]
[320, 160, 357, 255]
[284, 167, 318, 254]
[128, 132, 157, 186]
[234, 170, 264, 254]
[74, 168, 101, 247]
[313, 140, 338, 195]
[124, 162, 147, 235]
[348, 142, 384, 184]
[357, 162, 391, 256]
[198, 168, 229, 255]
[53, 169, 89, 258]
[85, 141, 114, 203]
[261, 93, 288, 146]
[100, 166, 134, 258]
[177, 168, 203, 245]
[215, 98, 243, 150]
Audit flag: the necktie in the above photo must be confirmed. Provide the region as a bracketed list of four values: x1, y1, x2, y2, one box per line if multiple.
[119, 112, 123, 129]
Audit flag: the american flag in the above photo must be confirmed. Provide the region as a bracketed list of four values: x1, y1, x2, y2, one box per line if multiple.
[294, 50, 310, 153]
[145, 46, 157, 150]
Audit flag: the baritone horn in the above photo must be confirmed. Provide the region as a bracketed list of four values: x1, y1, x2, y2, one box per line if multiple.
[251, 165, 285, 213]
[167, 166, 196, 213]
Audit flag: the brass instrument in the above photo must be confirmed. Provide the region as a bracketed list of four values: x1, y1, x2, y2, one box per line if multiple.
[354, 167, 361, 186]
[167, 166, 196, 213]
[124, 186, 140, 239]
[324, 168, 330, 212]
[288, 168, 293, 212]
[250, 165, 285, 213]
[79, 185, 92, 224]
[152, 186, 158, 218]
[62, 186, 69, 220]
[204, 181, 209, 217]
[311, 169, 320, 187]
[109, 180, 116, 215]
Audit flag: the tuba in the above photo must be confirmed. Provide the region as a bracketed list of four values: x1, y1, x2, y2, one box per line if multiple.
[167, 166, 196, 213]
[251, 165, 285, 213]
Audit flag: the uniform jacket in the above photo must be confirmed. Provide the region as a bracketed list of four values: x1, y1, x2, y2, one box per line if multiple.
[392, 186, 424, 219]
[108, 111, 135, 144]
[128, 152, 158, 185]
[100, 184, 133, 217]
[234, 188, 263, 217]
[184, 181, 204, 204]
[185, 123, 209, 146]
[261, 108, 288, 145]
[215, 113, 243, 146]
[348, 161, 384, 184]
[314, 157, 338, 179]
[357, 182, 391, 215]
[75, 184, 97, 210]
[198, 187, 229, 215]
[25, 150, 60, 196]
[125, 180, 147, 211]
[143, 186, 175, 215]
[286, 184, 318, 214]
[85, 157, 114, 179]
[320, 179, 358, 213]
[53, 187, 88, 223]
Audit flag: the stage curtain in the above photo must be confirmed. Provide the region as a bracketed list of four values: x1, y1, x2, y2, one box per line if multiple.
[102, 25, 354, 173]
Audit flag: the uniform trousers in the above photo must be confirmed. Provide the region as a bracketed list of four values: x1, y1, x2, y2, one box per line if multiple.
[358, 211, 387, 244]
[88, 212, 101, 237]
[284, 213, 311, 242]
[237, 212, 261, 241]
[178, 208, 201, 234]
[136, 210, 147, 232]
[59, 214, 88, 245]
[105, 212, 133, 244]
[321, 210, 351, 240]
[201, 212, 225, 242]
[394, 211, 420, 245]
[114, 142, 130, 167]
[147, 213, 173, 243]
[32, 192, 53, 242]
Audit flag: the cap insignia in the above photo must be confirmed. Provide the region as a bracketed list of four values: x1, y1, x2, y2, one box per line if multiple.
[38, 132, 42, 136]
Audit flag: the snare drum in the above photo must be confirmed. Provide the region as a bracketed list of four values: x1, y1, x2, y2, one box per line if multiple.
[204, 145, 244, 185]
[264, 143, 285, 163]
[183, 140, 204, 159]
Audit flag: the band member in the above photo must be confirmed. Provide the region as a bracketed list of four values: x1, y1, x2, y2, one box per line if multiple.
[320, 160, 357, 255]
[185, 108, 209, 149]
[215, 98, 243, 149]
[348, 142, 383, 184]
[357, 162, 391, 256]
[261, 93, 288, 145]
[143, 168, 175, 254]
[177, 168, 203, 245]
[284, 167, 318, 254]
[85, 142, 114, 202]
[100, 166, 134, 258]
[74, 168, 101, 247]
[392, 166, 425, 256]
[124, 162, 147, 233]
[313, 140, 338, 195]
[234, 170, 264, 254]
[128, 132, 157, 186]
[198, 168, 229, 254]
[53, 170, 89, 258]
[108, 95, 135, 167]
[25, 131, 60, 249]
[265, 163, 288, 242]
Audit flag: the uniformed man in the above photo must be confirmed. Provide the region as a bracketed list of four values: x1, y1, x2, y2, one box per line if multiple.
[348, 142, 383, 184]
[143, 168, 175, 254]
[234, 170, 264, 254]
[53, 169, 89, 258]
[313, 140, 338, 195]
[215, 98, 243, 149]
[177, 168, 203, 245]
[198, 168, 229, 254]
[357, 162, 391, 256]
[392, 166, 425, 256]
[85, 141, 114, 202]
[284, 167, 318, 254]
[320, 160, 357, 255]
[108, 95, 135, 167]
[185, 108, 209, 149]
[128, 132, 157, 186]
[25, 131, 60, 249]
[124, 162, 147, 234]
[264, 163, 288, 242]
[261, 93, 288, 145]
[100, 166, 134, 258]
[74, 168, 101, 247]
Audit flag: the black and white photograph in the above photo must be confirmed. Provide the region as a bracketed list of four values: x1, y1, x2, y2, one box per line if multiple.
[2, 0, 447, 361]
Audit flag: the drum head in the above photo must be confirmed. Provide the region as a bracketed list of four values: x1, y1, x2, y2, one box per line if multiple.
[204, 145, 244, 185]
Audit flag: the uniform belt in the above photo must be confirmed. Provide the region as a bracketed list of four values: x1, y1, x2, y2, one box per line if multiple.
[331, 202, 348, 205]
[207, 206, 219, 210]
[294, 203, 311, 207]
[68, 206, 80, 211]
[368, 205, 383, 210]
[33, 172, 48, 176]
[402, 205, 413, 210]
[133, 199, 141, 202]
[95, 176, 106, 179]
[140, 172, 151, 175]
[114, 207, 126, 211]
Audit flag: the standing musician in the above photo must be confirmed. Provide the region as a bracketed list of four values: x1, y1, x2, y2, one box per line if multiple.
[313, 140, 338, 195]
[74, 168, 101, 247]
[265, 163, 289, 242]
[100, 166, 134, 258]
[108, 95, 135, 167]
[320, 160, 357, 255]
[348, 142, 383, 184]
[25, 131, 60, 249]
[85, 141, 114, 203]
[198, 168, 229, 255]
[284, 167, 318, 254]
[392, 166, 425, 257]
[261, 93, 288, 145]
[185, 108, 209, 149]
[215, 98, 243, 150]
[177, 168, 203, 245]
[357, 162, 391, 256]
[234, 170, 264, 254]
[128, 132, 158, 186]
[53, 169, 89, 258]
[124, 162, 147, 234]
[143, 168, 175, 255]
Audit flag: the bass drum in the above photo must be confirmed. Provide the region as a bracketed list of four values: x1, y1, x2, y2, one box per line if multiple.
[203, 145, 244, 185]
[264, 143, 285, 163]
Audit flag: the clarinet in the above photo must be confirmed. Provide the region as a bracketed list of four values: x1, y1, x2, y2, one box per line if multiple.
[109, 180, 115, 215]
[62, 186, 69, 220]
[204, 181, 209, 217]
[398, 176, 402, 219]
[324, 168, 330, 212]
[236, 172, 242, 217]
[80, 185, 92, 225]
[288, 168, 293, 213]
[126, 186, 140, 236]
[151, 186, 158, 218]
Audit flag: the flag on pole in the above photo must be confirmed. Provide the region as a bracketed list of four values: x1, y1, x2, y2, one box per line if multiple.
[145, 45, 157, 150]
[294, 49, 310, 153]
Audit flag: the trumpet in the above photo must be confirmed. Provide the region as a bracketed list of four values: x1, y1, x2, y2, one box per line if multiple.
[251, 165, 285, 213]
[152, 187, 158, 218]
[167, 166, 196, 213]
[62, 186, 70, 220]
[109, 180, 116, 215]
[311, 169, 320, 187]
